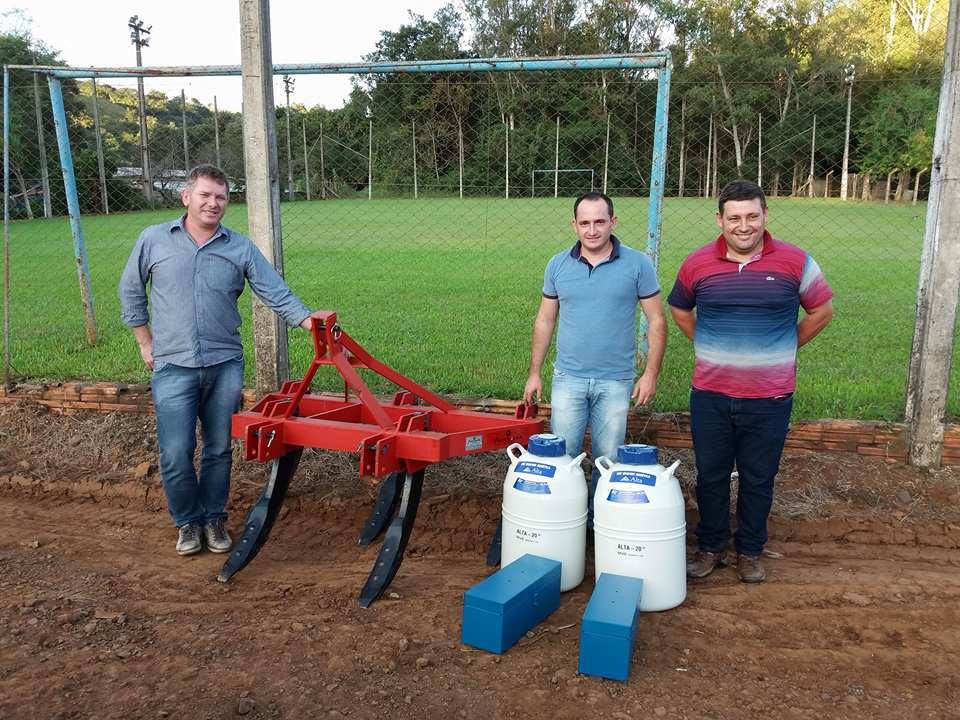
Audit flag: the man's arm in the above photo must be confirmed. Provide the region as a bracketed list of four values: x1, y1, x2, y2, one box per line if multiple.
[130, 325, 154, 370]
[245, 244, 313, 329]
[670, 306, 696, 341]
[523, 297, 559, 403]
[798, 301, 833, 347]
[633, 294, 667, 405]
[118, 233, 154, 369]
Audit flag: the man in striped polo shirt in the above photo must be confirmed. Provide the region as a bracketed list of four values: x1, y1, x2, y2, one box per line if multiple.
[669, 180, 833, 583]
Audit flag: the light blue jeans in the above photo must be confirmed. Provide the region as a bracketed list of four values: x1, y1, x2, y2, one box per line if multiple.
[549, 370, 633, 519]
[151, 358, 244, 528]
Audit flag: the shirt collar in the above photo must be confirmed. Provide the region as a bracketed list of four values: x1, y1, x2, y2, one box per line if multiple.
[570, 234, 621, 262]
[172, 214, 228, 243]
[713, 230, 776, 261]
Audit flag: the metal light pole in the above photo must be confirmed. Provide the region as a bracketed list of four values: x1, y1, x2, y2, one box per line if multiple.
[283, 75, 295, 201]
[128, 15, 153, 204]
[840, 64, 855, 201]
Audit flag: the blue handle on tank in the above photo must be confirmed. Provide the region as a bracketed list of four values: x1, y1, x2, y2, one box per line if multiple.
[527, 433, 566, 457]
[617, 444, 658, 465]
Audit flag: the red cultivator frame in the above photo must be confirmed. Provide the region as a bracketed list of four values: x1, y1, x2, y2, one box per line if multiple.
[217, 311, 542, 606]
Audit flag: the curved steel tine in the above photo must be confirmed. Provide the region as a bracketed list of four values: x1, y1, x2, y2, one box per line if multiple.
[358, 469, 424, 608]
[217, 450, 303, 583]
[357, 471, 404, 545]
[485, 519, 503, 567]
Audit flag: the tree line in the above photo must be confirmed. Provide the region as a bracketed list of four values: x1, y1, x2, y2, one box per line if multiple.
[0, 0, 947, 217]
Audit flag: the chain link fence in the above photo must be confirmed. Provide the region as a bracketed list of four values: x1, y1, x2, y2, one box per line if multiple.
[2, 55, 957, 421]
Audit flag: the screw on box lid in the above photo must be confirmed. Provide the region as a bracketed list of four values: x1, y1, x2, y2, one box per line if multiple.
[617, 444, 658, 465]
[527, 433, 566, 457]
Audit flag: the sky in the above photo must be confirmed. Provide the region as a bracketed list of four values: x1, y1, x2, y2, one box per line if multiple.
[1, 0, 460, 110]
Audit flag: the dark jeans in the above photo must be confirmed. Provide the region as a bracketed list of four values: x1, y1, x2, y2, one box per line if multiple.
[151, 358, 244, 528]
[689, 388, 793, 557]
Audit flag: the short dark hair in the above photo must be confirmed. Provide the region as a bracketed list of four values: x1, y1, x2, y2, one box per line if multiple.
[573, 192, 614, 219]
[718, 180, 766, 214]
[186, 164, 229, 192]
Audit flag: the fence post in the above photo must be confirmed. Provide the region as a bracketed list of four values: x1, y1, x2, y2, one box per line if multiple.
[32, 71, 52, 218]
[213, 95, 222, 169]
[239, 0, 289, 394]
[840, 66, 855, 201]
[905, 0, 960, 469]
[602, 113, 610, 195]
[181, 89, 189, 174]
[91, 79, 109, 214]
[301, 116, 311, 201]
[639, 60, 672, 360]
[554, 115, 560, 198]
[47, 76, 98, 346]
[319, 119, 326, 199]
[3, 66, 11, 386]
[412, 118, 418, 199]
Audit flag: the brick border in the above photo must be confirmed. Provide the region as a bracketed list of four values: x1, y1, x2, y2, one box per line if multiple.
[2, 381, 958, 465]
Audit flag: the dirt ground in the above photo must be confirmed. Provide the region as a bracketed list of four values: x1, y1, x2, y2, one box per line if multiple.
[1, 404, 959, 720]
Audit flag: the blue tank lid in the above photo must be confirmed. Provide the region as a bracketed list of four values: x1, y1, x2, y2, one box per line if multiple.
[527, 433, 566, 457]
[617, 444, 658, 465]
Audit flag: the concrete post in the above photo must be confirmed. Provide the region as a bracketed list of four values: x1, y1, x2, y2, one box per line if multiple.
[905, 0, 960, 468]
[239, 0, 289, 394]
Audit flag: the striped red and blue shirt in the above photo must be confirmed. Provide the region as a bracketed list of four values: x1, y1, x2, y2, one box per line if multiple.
[667, 231, 833, 398]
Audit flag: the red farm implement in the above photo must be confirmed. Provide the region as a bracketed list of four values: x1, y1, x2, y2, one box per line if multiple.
[217, 311, 542, 606]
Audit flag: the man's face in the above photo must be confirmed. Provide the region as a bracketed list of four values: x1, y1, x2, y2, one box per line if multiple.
[181, 176, 228, 230]
[572, 198, 617, 254]
[716, 198, 767, 258]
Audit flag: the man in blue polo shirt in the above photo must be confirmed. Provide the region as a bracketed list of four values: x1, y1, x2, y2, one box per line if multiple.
[523, 192, 666, 500]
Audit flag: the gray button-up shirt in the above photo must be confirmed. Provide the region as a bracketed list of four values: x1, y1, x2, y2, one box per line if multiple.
[119, 217, 311, 368]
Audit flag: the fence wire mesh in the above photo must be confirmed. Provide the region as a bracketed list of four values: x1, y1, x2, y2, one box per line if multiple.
[2, 53, 957, 421]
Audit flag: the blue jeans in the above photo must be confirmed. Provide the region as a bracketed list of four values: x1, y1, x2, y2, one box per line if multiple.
[151, 358, 244, 528]
[550, 371, 633, 518]
[689, 388, 793, 557]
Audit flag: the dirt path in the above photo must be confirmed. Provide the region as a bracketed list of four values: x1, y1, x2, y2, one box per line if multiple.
[1, 404, 959, 719]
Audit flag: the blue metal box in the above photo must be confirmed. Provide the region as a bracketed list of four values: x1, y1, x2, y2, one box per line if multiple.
[461, 554, 562, 654]
[578, 573, 644, 681]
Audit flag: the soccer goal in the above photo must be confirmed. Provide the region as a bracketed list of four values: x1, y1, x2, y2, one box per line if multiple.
[530, 168, 596, 198]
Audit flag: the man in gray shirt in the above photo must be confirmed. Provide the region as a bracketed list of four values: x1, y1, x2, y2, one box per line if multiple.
[119, 164, 316, 557]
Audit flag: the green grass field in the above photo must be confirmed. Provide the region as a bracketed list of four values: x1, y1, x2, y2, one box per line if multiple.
[5, 196, 957, 421]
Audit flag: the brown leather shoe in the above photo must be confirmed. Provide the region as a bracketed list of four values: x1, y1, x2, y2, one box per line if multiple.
[737, 554, 766, 583]
[686, 550, 725, 578]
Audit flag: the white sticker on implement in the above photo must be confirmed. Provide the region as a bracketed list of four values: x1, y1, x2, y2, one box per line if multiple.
[465, 435, 483, 451]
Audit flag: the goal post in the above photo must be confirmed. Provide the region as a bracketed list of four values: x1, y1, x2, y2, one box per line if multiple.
[530, 168, 596, 198]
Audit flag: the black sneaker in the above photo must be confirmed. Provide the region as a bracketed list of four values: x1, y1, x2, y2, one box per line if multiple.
[176, 522, 203, 556]
[203, 518, 232, 554]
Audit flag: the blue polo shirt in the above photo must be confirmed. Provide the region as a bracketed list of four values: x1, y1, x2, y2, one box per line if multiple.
[543, 236, 660, 380]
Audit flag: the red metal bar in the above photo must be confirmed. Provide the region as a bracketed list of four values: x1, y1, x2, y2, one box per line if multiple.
[234, 311, 542, 477]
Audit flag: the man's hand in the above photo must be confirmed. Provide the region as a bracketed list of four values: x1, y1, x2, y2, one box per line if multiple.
[131, 325, 154, 370]
[138, 341, 154, 371]
[299, 310, 327, 330]
[523, 373, 543, 404]
[632, 372, 656, 406]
